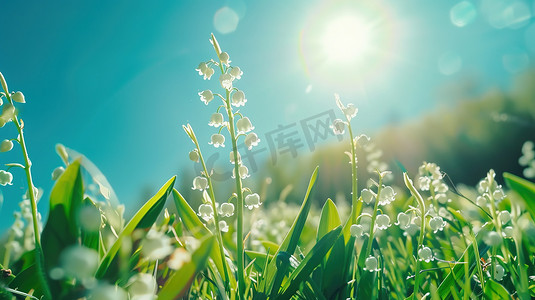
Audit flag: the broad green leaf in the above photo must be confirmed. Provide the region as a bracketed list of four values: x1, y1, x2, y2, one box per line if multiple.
[41, 160, 84, 271]
[81, 197, 100, 251]
[503, 172, 535, 220]
[158, 236, 215, 300]
[8, 246, 51, 300]
[483, 279, 512, 300]
[259, 166, 319, 298]
[95, 176, 176, 279]
[316, 198, 341, 241]
[245, 251, 273, 273]
[278, 226, 342, 299]
[173, 189, 237, 289]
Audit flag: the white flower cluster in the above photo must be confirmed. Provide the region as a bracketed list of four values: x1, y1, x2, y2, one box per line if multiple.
[476, 169, 506, 206]
[417, 162, 450, 205]
[519, 141, 535, 178]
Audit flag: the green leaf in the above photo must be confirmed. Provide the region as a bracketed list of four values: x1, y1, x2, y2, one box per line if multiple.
[95, 176, 176, 279]
[41, 160, 84, 271]
[483, 279, 512, 300]
[259, 166, 319, 298]
[316, 198, 341, 241]
[8, 247, 51, 300]
[173, 189, 237, 289]
[245, 251, 273, 273]
[503, 172, 535, 220]
[278, 226, 342, 299]
[158, 236, 215, 300]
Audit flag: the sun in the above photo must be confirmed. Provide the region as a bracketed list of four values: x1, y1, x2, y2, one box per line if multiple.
[321, 15, 374, 63]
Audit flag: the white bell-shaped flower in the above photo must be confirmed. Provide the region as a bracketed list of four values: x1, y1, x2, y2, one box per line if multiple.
[0, 139, 13, 152]
[330, 119, 345, 135]
[208, 113, 225, 127]
[378, 186, 396, 206]
[219, 220, 229, 232]
[192, 176, 209, 191]
[498, 210, 511, 225]
[245, 193, 261, 210]
[361, 188, 375, 204]
[429, 216, 446, 233]
[355, 134, 370, 148]
[236, 117, 254, 134]
[219, 52, 231, 66]
[232, 90, 247, 107]
[219, 202, 235, 217]
[198, 203, 214, 221]
[244, 133, 260, 150]
[364, 256, 380, 272]
[198, 90, 214, 105]
[376, 214, 391, 230]
[209, 134, 225, 148]
[232, 164, 249, 179]
[0, 170, 13, 186]
[395, 212, 411, 230]
[230, 150, 241, 164]
[350, 224, 364, 237]
[418, 246, 434, 263]
[230, 66, 243, 79]
[196, 62, 214, 80]
[220, 73, 234, 90]
[502, 226, 513, 238]
[342, 103, 358, 120]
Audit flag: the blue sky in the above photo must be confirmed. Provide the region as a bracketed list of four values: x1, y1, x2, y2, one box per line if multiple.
[0, 0, 534, 231]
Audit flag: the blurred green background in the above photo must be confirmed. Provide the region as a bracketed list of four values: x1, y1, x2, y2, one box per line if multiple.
[1, 0, 534, 232]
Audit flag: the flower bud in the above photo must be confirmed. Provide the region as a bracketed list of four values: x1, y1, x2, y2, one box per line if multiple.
[0, 139, 13, 152]
[219, 52, 231, 66]
[189, 150, 200, 162]
[51, 166, 65, 180]
[12, 91, 25, 103]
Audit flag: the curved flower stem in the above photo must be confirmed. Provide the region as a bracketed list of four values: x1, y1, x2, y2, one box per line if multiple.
[186, 126, 230, 292]
[1, 72, 51, 299]
[225, 89, 246, 299]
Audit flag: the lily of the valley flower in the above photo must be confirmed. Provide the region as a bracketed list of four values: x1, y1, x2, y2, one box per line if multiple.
[376, 214, 391, 230]
[219, 52, 231, 66]
[429, 216, 446, 233]
[361, 188, 375, 205]
[51, 166, 65, 180]
[208, 113, 225, 127]
[0, 170, 13, 186]
[198, 90, 214, 105]
[230, 66, 243, 79]
[350, 224, 364, 237]
[127, 273, 156, 298]
[364, 256, 380, 272]
[244, 132, 260, 150]
[196, 62, 214, 80]
[485, 231, 503, 246]
[231, 90, 247, 107]
[219, 202, 235, 217]
[219, 220, 229, 232]
[198, 203, 214, 221]
[245, 193, 261, 210]
[330, 119, 345, 135]
[418, 246, 434, 263]
[192, 176, 209, 191]
[220, 73, 234, 90]
[233, 164, 250, 179]
[209, 133, 225, 148]
[236, 117, 254, 134]
[378, 186, 396, 206]
[395, 212, 411, 230]
[12, 91, 25, 103]
[141, 229, 173, 261]
[230, 150, 241, 164]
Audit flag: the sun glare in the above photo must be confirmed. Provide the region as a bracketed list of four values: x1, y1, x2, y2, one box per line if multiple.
[322, 15, 373, 63]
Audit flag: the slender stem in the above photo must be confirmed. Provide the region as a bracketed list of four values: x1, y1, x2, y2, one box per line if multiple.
[365, 176, 384, 258]
[225, 89, 245, 299]
[346, 122, 358, 224]
[189, 128, 230, 291]
[412, 204, 426, 300]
